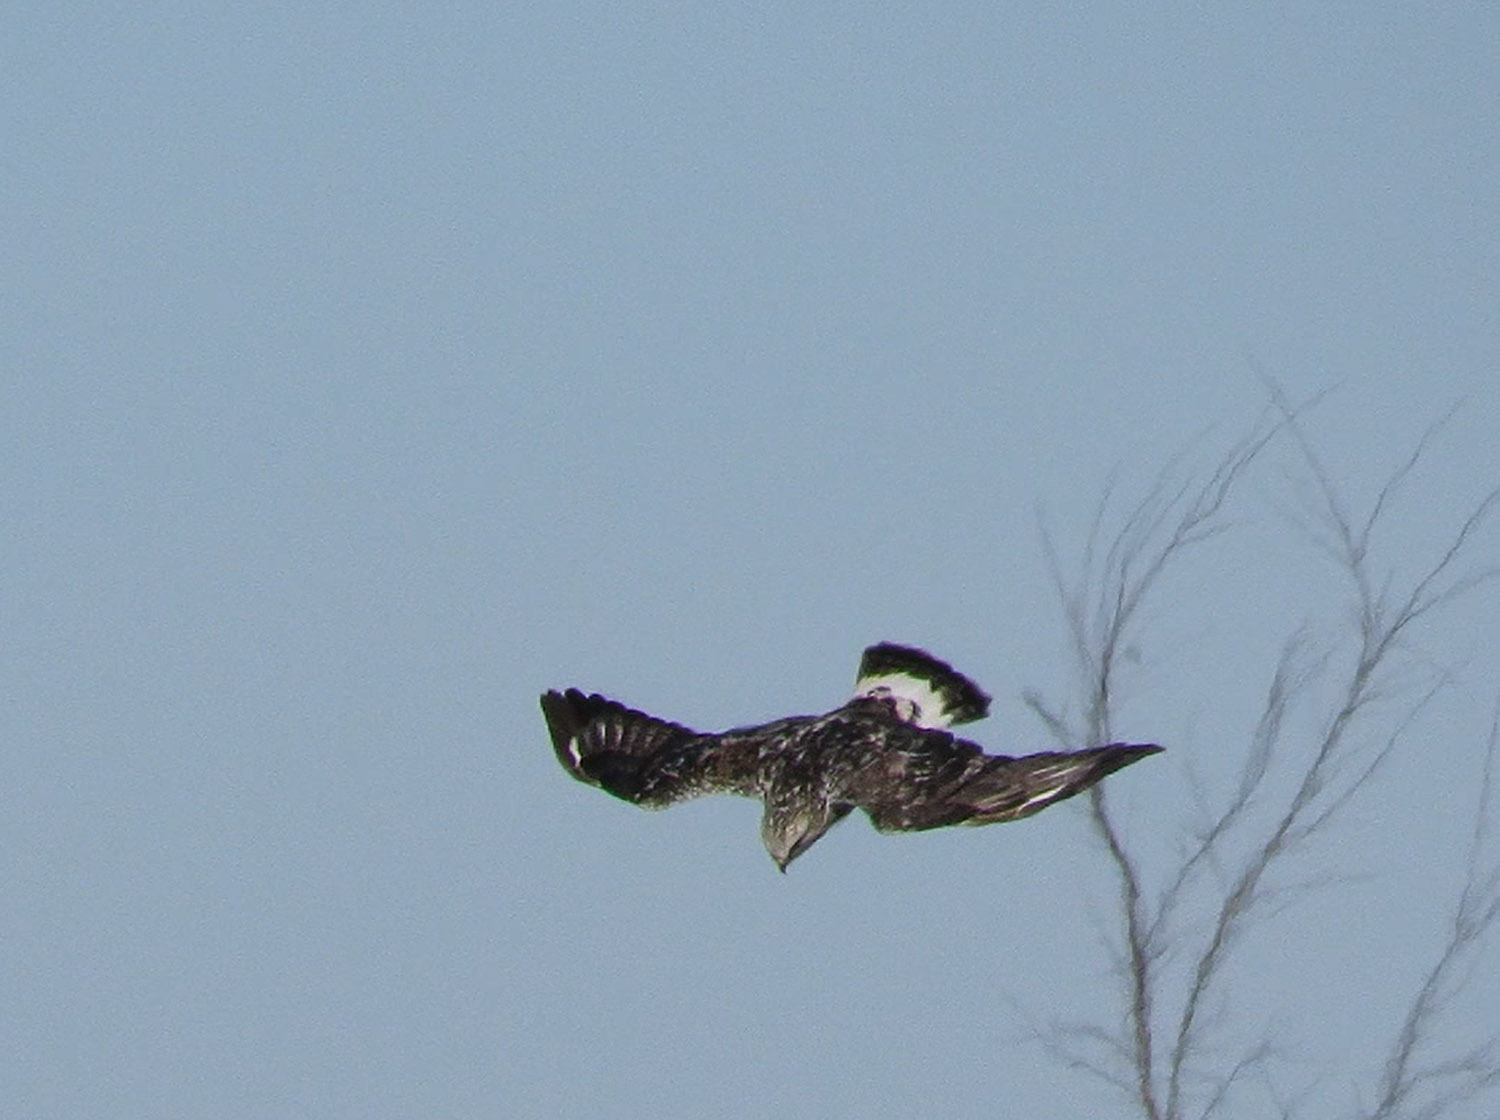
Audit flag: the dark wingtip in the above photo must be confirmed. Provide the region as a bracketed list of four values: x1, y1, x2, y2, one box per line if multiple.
[540, 688, 598, 777]
[1093, 742, 1165, 779]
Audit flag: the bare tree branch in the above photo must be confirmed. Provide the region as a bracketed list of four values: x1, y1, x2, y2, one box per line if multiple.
[1023, 394, 1500, 1120]
[1028, 403, 1296, 1120]
[1365, 708, 1500, 1120]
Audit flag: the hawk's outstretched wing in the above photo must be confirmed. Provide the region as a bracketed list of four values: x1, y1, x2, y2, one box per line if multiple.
[541, 689, 713, 808]
[846, 726, 1162, 833]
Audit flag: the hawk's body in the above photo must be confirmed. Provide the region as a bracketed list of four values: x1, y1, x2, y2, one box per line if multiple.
[542, 643, 1161, 870]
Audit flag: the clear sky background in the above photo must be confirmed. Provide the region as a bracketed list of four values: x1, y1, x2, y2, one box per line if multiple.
[5, 5, 1500, 1119]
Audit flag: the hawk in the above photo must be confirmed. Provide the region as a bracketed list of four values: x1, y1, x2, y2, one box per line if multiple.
[542, 642, 1162, 871]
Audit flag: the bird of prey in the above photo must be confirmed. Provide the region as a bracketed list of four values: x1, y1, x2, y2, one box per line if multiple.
[542, 642, 1162, 871]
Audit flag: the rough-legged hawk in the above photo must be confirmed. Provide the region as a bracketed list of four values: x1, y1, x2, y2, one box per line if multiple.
[542, 642, 1162, 871]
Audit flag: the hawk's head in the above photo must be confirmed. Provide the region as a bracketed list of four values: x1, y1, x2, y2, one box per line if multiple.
[760, 795, 850, 872]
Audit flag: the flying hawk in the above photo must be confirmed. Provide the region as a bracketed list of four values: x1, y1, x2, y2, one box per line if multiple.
[542, 642, 1162, 871]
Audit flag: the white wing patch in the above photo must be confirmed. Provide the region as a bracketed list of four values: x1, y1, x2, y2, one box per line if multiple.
[855, 672, 959, 730]
[1016, 782, 1069, 812]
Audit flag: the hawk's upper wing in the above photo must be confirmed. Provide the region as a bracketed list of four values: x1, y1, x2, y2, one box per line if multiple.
[852, 643, 991, 729]
[541, 689, 732, 808]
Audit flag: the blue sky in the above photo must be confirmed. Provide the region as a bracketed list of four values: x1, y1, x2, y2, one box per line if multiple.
[5, 5, 1499, 1118]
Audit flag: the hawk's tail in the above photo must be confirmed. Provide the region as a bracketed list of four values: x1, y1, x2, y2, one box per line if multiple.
[961, 743, 1163, 824]
[540, 688, 702, 806]
[854, 642, 992, 729]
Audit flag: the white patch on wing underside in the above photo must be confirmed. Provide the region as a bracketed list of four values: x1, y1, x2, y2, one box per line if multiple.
[1017, 782, 1068, 811]
[854, 672, 955, 730]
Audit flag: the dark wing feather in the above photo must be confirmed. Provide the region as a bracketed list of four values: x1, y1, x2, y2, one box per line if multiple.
[839, 723, 990, 831]
[541, 689, 712, 807]
[845, 724, 1162, 832]
[953, 743, 1163, 825]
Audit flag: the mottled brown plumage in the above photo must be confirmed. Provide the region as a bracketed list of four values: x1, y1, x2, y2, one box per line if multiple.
[543, 643, 1162, 870]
